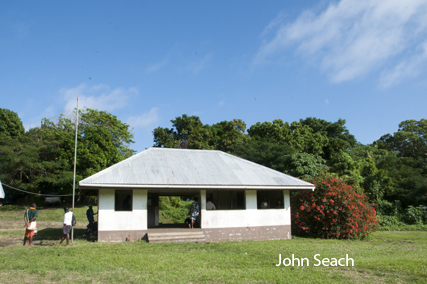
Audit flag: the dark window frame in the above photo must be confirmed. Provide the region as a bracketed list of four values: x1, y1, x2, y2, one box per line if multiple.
[206, 190, 245, 210]
[115, 190, 133, 211]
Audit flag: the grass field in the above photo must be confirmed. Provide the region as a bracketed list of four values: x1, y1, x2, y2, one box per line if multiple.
[1, 205, 426, 283]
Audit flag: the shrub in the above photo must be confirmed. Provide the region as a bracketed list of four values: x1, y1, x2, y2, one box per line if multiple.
[403, 205, 427, 225]
[291, 171, 378, 239]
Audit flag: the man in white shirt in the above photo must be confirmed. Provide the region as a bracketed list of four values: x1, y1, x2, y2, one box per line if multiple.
[59, 207, 74, 246]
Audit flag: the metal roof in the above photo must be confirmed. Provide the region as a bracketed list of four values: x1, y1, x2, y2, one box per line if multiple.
[79, 148, 315, 190]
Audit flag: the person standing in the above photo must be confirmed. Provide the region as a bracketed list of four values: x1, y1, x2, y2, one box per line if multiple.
[206, 199, 216, 210]
[23, 203, 38, 247]
[59, 207, 74, 246]
[188, 197, 200, 229]
[86, 204, 97, 224]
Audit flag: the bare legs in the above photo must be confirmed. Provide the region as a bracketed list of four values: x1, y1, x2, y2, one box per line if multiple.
[23, 234, 33, 247]
[59, 234, 70, 246]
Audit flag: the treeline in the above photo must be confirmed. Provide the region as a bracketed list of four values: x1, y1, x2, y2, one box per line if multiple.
[1, 107, 426, 225]
[154, 115, 427, 225]
[0, 108, 134, 201]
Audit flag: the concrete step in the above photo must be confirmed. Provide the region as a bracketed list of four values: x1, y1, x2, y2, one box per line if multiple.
[149, 234, 205, 241]
[149, 238, 206, 244]
[147, 230, 206, 243]
[148, 231, 204, 238]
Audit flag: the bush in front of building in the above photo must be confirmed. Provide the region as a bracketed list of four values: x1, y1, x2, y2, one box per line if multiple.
[291, 171, 378, 239]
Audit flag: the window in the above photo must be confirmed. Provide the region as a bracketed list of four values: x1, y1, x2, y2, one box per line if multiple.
[257, 191, 283, 209]
[206, 190, 245, 210]
[115, 190, 133, 211]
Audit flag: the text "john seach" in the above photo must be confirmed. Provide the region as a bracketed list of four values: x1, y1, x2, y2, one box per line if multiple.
[276, 254, 354, 267]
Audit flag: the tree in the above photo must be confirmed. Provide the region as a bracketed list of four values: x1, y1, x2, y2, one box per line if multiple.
[0, 126, 73, 197]
[236, 140, 294, 173]
[377, 119, 427, 172]
[210, 119, 247, 152]
[0, 108, 25, 138]
[283, 153, 327, 178]
[43, 108, 136, 177]
[299, 117, 357, 160]
[247, 119, 328, 155]
[153, 115, 212, 149]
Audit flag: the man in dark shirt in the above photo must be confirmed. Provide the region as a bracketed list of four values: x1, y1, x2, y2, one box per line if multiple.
[23, 203, 38, 247]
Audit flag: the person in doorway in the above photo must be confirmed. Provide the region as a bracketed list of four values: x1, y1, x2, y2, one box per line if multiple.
[59, 207, 74, 246]
[23, 203, 38, 247]
[206, 199, 216, 210]
[86, 204, 97, 224]
[188, 197, 200, 229]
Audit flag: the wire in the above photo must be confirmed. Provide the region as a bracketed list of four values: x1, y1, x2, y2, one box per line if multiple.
[1, 183, 76, 197]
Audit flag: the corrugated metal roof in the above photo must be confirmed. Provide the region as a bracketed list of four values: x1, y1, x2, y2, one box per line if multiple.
[79, 148, 315, 190]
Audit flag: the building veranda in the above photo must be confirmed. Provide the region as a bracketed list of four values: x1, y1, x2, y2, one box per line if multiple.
[79, 148, 315, 242]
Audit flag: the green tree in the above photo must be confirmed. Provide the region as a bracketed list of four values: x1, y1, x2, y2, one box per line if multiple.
[43, 108, 136, 177]
[0, 126, 73, 197]
[299, 117, 357, 160]
[247, 119, 328, 155]
[153, 115, 212, 149]
[210, 119, 247, 152]
[377, 119, 427, 172]
[0, 108, 25, 138]
[283, 152, 328, 178]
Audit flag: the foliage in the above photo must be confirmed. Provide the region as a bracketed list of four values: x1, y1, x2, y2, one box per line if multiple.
[153, 114, 212, 149]
[377, 119, 427, 172]
[159, 196, 192, 223]
[0, 126, 74, 197]
[0, 108, 25, 138]
[210, 119, 247, 152]
[292, 171, 378, 239]
[235, 140, 294, 173]
[247, 119, 328, 155]
[0, 108, 135, 198]
[403, 205, 427, 225]
[299, 117, 357, 160]
[283, 152, 328, 178]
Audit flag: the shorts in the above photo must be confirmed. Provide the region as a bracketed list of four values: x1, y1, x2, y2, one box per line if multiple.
[25, 229, 35, 237]
[63, 225, 72, 235]
[190, 216, 197, 221]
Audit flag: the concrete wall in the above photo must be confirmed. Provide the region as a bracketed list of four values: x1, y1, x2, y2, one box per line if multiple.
[98, 189, 147, 232]
[200, 190, 291, 229]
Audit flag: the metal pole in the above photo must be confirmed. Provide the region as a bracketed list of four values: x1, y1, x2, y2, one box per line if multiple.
[72, 96, 79, 243]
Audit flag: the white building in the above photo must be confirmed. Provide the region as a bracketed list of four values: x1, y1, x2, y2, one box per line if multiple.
[79, 148, 315, 242]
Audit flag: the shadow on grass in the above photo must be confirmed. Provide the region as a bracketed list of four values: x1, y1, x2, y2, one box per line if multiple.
[31, 228, 97, 246]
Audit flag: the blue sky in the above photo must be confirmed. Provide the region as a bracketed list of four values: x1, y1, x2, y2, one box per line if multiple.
[1, 0, 426, 153]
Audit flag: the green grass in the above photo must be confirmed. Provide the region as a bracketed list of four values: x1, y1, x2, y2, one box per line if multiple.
[2, 205, 427, 283]
[0, 204, 97, 224]
[0, 230, 426, 283]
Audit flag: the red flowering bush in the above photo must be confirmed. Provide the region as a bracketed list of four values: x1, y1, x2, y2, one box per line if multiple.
[292, 171, 378, 239]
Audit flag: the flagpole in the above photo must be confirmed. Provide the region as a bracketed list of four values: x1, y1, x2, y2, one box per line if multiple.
[72, 96, 79, 243]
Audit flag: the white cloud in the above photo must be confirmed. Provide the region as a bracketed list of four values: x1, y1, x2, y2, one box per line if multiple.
[255, 0, 427, 86]
[186, 53, 212, 74]
[379, 40, 427, 87]
[145, 56, 169, 73]
[126, 107, 159, 129]
[61, 84, 138, 115]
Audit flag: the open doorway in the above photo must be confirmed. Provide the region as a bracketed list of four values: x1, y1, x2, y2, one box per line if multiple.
[147, 192, 200, 228]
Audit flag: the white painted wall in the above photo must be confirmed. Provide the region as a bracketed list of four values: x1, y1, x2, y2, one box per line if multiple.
[201, 190, 291, 228]
[98, 189, 147, 231]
